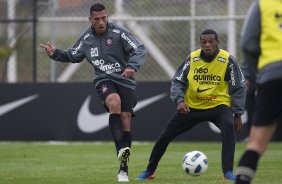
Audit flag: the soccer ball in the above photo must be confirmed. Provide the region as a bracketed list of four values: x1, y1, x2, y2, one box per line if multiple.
[182, 150, 208, 176]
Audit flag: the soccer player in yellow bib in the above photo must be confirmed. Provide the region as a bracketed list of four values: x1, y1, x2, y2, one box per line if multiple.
[236, 0, 282, 183]
[137, 29, 246, 181]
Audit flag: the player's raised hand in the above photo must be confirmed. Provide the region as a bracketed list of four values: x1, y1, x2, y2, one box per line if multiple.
[40, 42, 55, 56]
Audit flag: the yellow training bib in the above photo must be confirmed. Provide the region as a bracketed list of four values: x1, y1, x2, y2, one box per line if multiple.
[258, 0, 282, 70]
[184, 49, 231, 109]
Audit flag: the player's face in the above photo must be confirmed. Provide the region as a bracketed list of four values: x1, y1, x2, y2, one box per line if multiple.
[200, 34, 219, 56]
[89, 10, 108, 35]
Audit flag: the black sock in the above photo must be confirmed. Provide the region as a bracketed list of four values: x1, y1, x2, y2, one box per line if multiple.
[236, 150, 260, 184]
[109, 113, 124, 154]
[123, 131, 132, 148]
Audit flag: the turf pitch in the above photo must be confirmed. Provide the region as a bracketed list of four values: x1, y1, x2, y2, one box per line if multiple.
[0, 142, 281, 184]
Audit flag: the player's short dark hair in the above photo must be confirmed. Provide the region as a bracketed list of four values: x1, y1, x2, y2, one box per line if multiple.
[90, 3, 106, 15]
[200, 29, 218, 41]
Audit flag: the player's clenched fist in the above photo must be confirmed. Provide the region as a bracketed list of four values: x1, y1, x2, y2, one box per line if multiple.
[40, 42, 55, 56]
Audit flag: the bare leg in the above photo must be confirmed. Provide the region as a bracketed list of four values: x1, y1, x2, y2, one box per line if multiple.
[247, 123, 277, 155]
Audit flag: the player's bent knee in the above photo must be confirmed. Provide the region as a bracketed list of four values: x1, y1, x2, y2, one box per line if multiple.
[106, 94, 121, 109]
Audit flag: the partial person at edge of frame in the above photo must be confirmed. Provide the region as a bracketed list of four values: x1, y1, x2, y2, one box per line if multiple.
[236, 0, 282, 183]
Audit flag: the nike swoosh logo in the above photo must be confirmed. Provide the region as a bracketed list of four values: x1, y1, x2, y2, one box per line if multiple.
[196, 87, 213, 93]
[0, 94, 39, 117]
[77, 93, 167, 133]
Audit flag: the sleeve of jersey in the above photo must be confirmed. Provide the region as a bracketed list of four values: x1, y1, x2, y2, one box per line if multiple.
[170, 57, 190, 105]
[50, 39, 85, 63]
[241, 61, 256, 81]
[121, 31, 147, 71]
[227, 56, 246, 114]
[240, 0, 260, 68]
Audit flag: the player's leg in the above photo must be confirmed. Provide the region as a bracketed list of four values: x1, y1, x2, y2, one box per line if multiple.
[97, 81, 129, 181]
[137, 111, 199, 180]
[236, 124, 277, 184]
[247, 124, 277, 154]
[210, 105, 236, 180]
[118, 112, 132, 175]
[118, 84, 136, 151]
[244, 92, 255, 141]
[236, 80, 282, 184]
[96, 81, 124, 155]
[117, 84, 137, 181]
[121, 112, 132, 147]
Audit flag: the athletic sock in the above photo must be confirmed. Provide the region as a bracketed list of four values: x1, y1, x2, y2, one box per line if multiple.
[236, 150, 260, 184]
[123, 131, 132, 148]
[109, 113, 124, 154]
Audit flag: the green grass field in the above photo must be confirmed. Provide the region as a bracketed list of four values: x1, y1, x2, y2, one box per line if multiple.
[0, 142, 281, 184]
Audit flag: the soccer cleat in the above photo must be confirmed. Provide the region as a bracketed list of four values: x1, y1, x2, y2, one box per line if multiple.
[117, 170, 129, 182]
[118, 147, 131, 172]
[224, 171, 236, 181]
[137, 170, 155, 180]
[118, 147, 131, 161]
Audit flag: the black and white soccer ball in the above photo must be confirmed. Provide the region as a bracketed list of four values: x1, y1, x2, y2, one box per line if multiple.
[182, 150, 208, 176]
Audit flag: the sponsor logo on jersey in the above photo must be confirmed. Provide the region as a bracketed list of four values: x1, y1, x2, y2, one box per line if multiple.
[176, 60, 190, 80]
[196, 95, 217, 101]
[113, 29, 120, 34]
[218, 57, 226, 63]
[196, 87, 213, 93]
[193, 68, 221, 85]
[121, 33, 137, 50]
[193, 57, 201, 62]
[91, 59, 121, 74]
[105, 37, 113, 46]
[83, 33, 90, 40]
[90, 47, 98, 57]
[238, 64, 245, 81]
[72, 41, 83, 55]
[101, 85, 108, 94]
[229, 64, 235, 86]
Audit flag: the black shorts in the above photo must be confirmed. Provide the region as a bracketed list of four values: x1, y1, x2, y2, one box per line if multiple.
[96, 80, 137, 113]
[253, 79, 282, 126]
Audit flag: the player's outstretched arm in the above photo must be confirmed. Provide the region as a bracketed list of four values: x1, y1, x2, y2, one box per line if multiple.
[40, 42, 55, 56]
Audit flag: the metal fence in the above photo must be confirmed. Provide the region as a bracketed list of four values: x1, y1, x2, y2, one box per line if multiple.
[0, 0, 253, 83]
